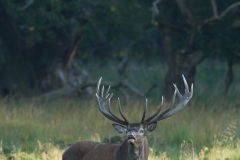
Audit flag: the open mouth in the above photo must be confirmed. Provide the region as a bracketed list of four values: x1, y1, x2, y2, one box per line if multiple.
[127, 136, 136, 143]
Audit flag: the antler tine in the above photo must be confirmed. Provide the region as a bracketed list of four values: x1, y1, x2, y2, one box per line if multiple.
[182, 74, 189, 92]
[153, 84, 179, 121]
[147, 88, 177, 124]
[96, 77, 102, 95]
[96, 78, 129, 126]
[101, 85, 105, 97]
[117, 98, 129, 124]
[107, 94, 128, 124]
[141, 99, 148, 123]
[144, 96, 163, 124]
[96, 92, 116, 122]
[146, 75, 193, 123]
[191, 83, 193, 95]
[106, 85, 111, 97]
[96, 96, 119, 122]
[159, 84, 193, 119]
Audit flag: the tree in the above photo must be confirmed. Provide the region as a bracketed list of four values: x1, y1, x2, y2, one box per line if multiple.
[0, 0, 152, 94]
[153, 0, 240, 99]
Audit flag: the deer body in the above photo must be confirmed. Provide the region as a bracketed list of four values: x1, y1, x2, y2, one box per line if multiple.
[62, 75, 193, 160]
[63, 138, 149, 160]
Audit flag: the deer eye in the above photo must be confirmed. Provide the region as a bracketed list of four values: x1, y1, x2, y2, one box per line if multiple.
[140, 130, 144, 133]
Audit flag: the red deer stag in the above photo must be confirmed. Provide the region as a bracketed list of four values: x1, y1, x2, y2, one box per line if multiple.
[62, 75, 193, 160]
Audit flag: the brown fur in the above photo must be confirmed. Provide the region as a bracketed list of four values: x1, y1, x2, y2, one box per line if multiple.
[62, 138, 149, 160]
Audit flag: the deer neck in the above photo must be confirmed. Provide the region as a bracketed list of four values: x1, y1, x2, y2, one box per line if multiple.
[117, 137, 149, 160]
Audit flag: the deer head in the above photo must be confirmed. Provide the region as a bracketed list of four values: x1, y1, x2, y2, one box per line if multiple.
[96, 75, 193, 148]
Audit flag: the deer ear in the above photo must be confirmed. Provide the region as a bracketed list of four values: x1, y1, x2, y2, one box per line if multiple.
[147, 122, 157, 132]
[112, 124, 128, 134]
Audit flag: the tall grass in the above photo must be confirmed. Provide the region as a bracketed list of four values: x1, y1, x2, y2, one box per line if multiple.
[0, 97, 239, 159]
[0, 60, 240, 159]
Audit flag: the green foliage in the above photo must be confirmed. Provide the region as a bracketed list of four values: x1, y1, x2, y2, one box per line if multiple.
[1, 0, 240, 93]
[1, 0, 158, 60]
[1, 0, 240, 59]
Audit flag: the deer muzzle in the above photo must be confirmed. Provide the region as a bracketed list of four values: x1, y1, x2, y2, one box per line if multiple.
[127, 135, 136, 143]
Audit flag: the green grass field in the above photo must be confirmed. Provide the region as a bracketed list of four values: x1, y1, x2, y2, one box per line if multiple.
[0, 61, 240, 159]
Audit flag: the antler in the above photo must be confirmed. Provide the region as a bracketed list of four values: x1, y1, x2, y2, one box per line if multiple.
[143, 74, 193, 124]
[96, 77, 129, 126]
[96, 75, 193, 126]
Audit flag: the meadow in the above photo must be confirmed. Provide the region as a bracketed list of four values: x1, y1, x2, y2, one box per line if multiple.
[0, 60, 240, 159]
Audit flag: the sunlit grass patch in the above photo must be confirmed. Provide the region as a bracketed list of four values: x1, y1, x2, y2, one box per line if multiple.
[206, 120, 240, 160]
[176, 120, 240, 160]
[149, 147, 170, 160]
[1, 141, 64, 160]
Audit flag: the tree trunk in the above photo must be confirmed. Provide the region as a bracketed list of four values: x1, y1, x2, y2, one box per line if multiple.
[163, 51, 197, 100]
[161, 28, 205, 100]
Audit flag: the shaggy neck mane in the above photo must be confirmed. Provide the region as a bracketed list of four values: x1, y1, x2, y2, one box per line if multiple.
[117, 138, 148, 160]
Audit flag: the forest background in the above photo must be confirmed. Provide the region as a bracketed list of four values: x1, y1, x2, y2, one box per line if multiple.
[0, 0, 240, 159]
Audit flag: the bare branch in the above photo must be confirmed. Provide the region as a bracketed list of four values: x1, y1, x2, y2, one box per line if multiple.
[144, 83, 157, 97]
[175, 0, 193, 26]
[36, 80, 121, 101]
[211, 0, 218, 18]
[36, 86, 75, 101]
[203, 1, 240, 25]
[55, 68, 68, 87]
[151, 0, 162, 16]
[21, 0, 34, 10]
[122, 80, 145, 97]
[158, 20, 187, 32]
[220, 2, 240, 18]
[65, 44, 78, 70]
